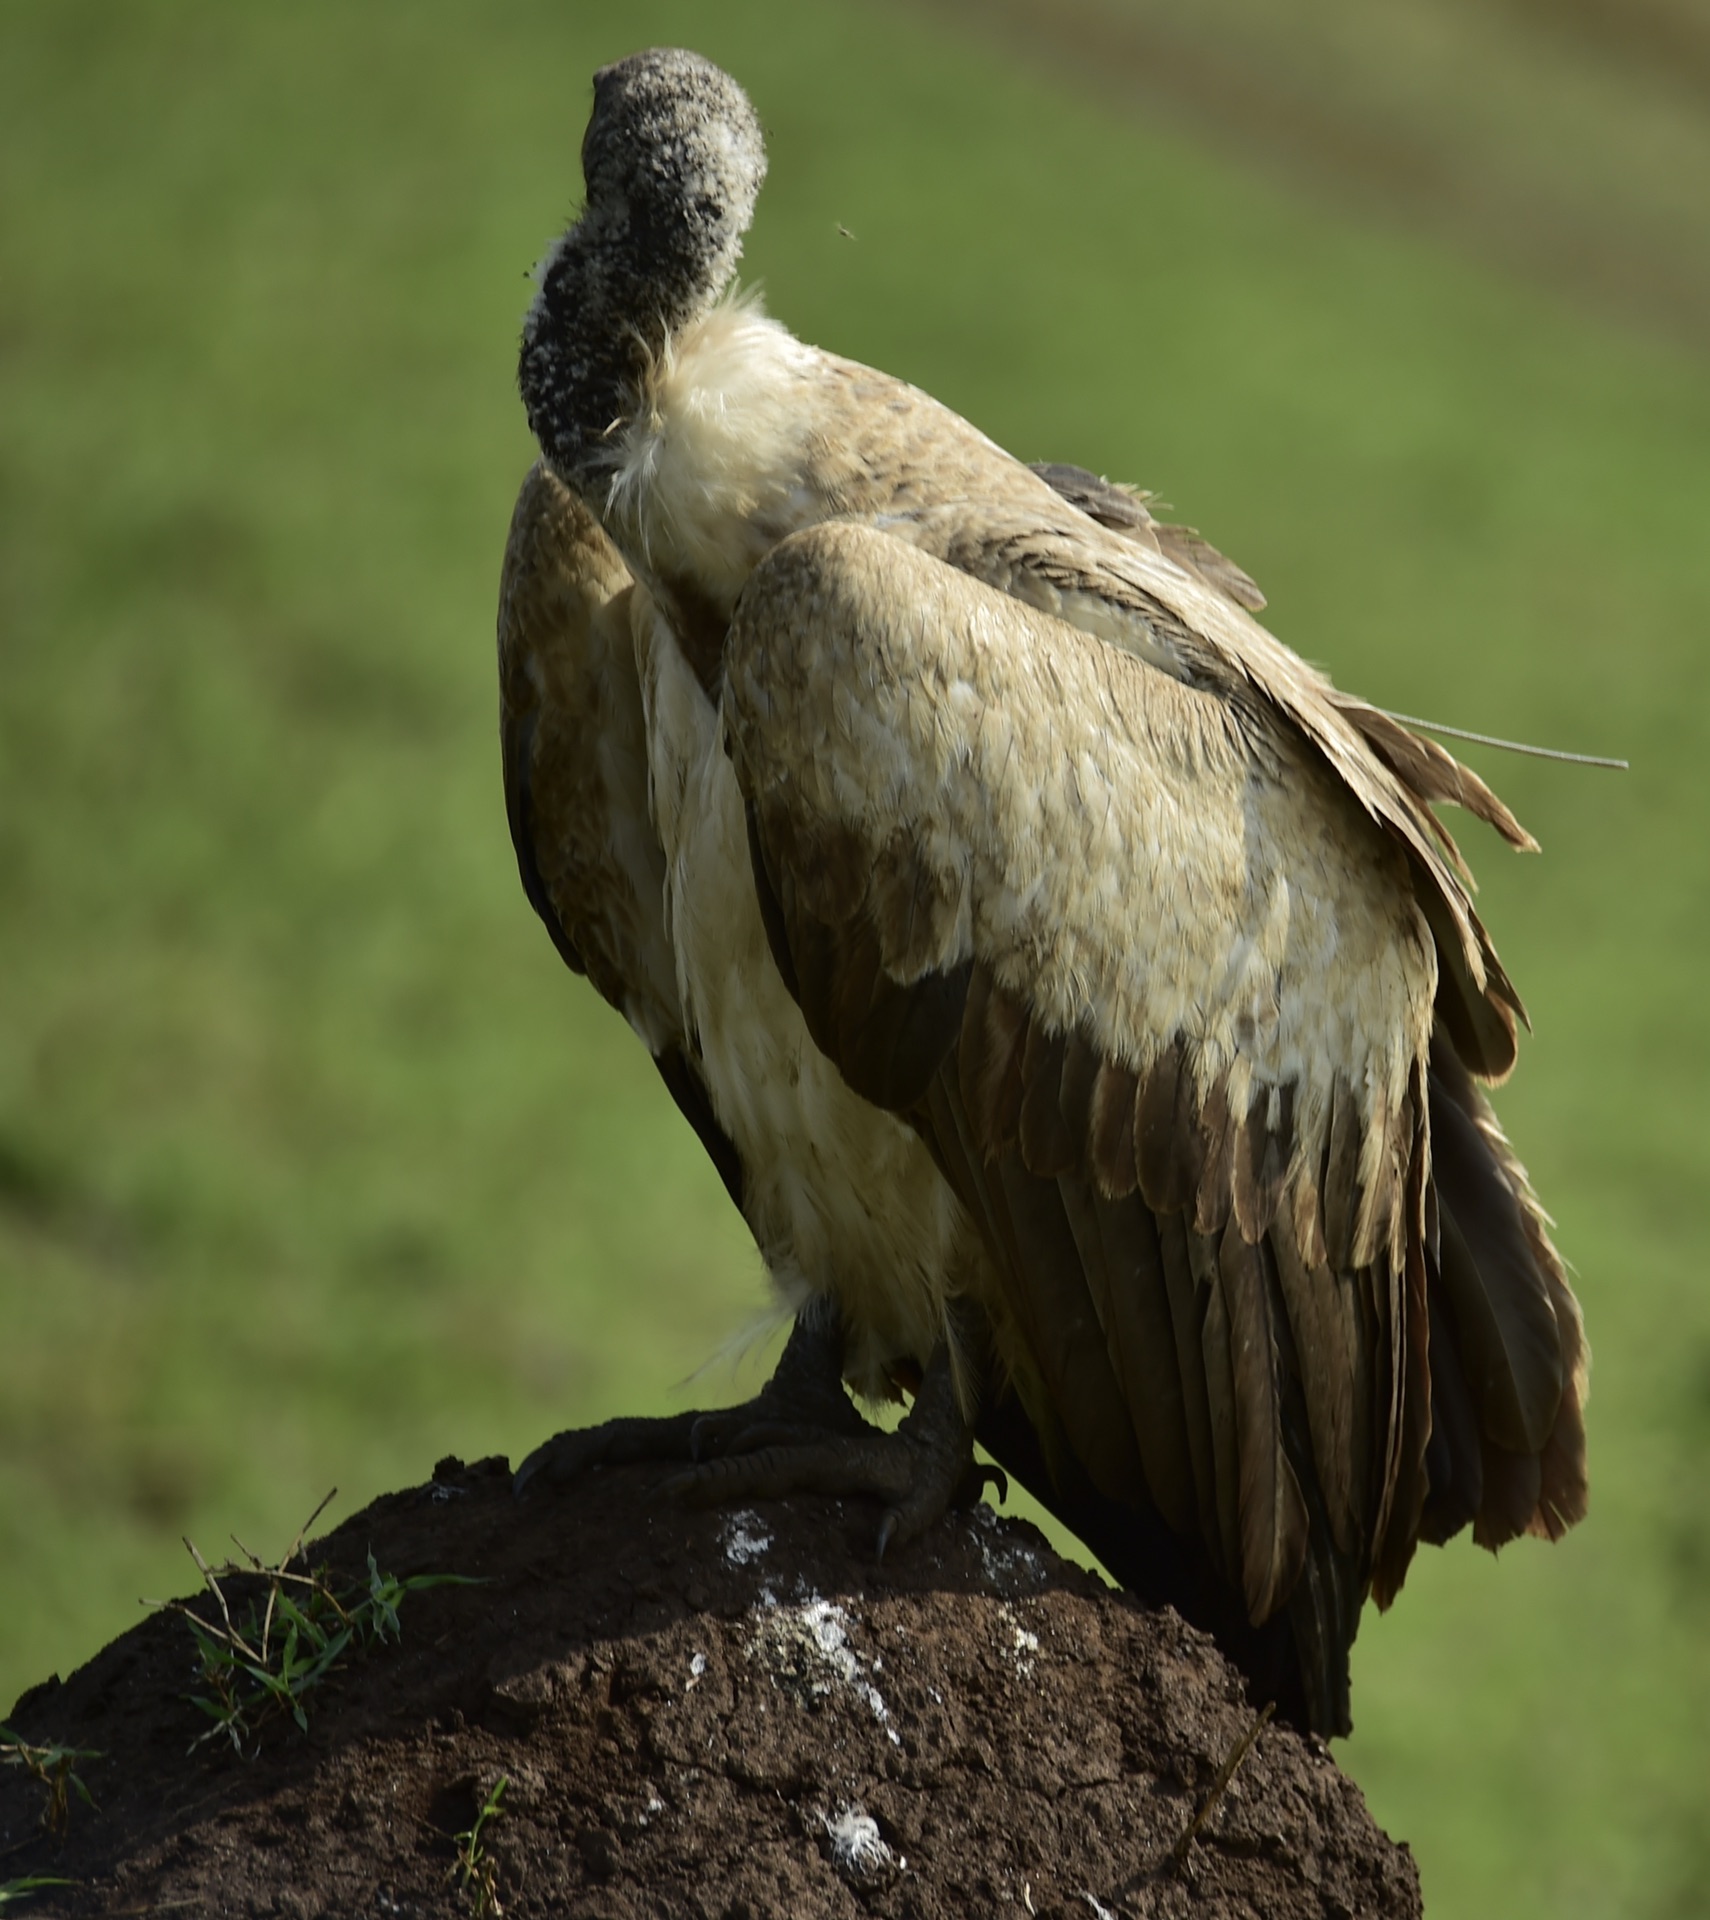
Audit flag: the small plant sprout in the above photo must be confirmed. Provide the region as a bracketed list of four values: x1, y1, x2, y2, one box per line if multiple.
[0, 1878, 77, 1907]
[449, 1775, 509, 1919]
[149, 1490, 480, 1755]
[0, 1724, 99, 1835]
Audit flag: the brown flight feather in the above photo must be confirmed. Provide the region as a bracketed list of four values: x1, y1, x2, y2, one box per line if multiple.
[1135, 1037, 1195, 1215]
[1088, 1056, 1141, 1201]
[1219, 1221, 1311, 1623]
[1193, 1226, 1246, 1590]
[1270, 1225, 1361, 1558]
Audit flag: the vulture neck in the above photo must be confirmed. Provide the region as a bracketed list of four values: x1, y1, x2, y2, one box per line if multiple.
[520, 209, 735, 499]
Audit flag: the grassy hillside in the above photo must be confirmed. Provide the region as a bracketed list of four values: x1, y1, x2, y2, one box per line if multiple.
[946, 0, 1710, 350]
[2, 3, 1706, 1913]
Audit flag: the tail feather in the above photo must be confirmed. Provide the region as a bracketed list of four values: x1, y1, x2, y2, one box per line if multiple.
[1418, 1291, 1484, 1546]
[1422, 1031, 1588, 1552]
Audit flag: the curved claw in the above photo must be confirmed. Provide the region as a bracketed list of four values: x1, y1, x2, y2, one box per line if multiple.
[964, 1461, 1009, 1508]
[513, 1427, 602, 1498]
[869, 1456, 965, 1561]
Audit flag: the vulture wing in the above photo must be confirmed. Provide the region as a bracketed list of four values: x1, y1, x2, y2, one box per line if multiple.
[498, 461, 743, 1206]
[860, 471, 1536, 1086]
[1028, 462, 1269, 614]
[724, 518, 1586, 1732]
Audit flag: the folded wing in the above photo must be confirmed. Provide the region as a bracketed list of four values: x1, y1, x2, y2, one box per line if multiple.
[498, 461, 744, 1206]
[725, 519, 1586, 1732]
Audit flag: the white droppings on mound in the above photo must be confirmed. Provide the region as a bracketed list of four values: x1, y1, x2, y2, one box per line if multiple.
[720, 1510, 774, 1566]
[746, 1587, 902, 1744]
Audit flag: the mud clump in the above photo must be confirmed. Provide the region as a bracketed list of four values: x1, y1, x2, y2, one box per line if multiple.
[1, 1456, 1421, 1916]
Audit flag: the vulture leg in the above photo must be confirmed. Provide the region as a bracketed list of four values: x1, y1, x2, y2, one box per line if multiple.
[512, 1301, 865, 1495]
[681, 1301, 873, 1459]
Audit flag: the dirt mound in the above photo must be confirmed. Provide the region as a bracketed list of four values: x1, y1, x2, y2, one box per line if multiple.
[1, 1454, 1420, 1917]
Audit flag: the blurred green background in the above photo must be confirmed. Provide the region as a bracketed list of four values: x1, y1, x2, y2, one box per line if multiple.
[3, 2, 1707, 1912]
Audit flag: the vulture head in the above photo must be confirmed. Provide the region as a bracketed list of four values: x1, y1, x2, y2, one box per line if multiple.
[521, 48, 767, 487]
[582, 50, 766, 280]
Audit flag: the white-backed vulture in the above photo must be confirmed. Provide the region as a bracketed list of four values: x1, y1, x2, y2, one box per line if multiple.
[500, 48, 1588, 1736]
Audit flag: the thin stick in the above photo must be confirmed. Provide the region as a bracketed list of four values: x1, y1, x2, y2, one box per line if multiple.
[255, 1488, 339, 1661]
[285, 1488, 339, 1562]
[1170, 1701, 1275, 1868]
[182, 1540, 257, 1663]
[1379, 708, 1628, 770]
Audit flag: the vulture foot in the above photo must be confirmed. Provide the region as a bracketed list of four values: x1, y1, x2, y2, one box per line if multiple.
[515, 1306, 1002, 1560]
[665, 1328, 1004, 1558]
[513, 1303, 863, 1497]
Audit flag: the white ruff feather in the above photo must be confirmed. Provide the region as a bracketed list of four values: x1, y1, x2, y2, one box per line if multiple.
[603, 294, 821, 608]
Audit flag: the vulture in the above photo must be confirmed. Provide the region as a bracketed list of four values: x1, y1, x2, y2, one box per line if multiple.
[500, 48, 1588, 1736]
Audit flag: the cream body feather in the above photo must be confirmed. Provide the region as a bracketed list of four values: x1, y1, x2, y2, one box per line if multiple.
[633, 581, 985, 1399]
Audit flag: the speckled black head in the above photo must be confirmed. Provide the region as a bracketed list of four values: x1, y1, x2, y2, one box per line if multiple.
[580, 51, 766, 277]
[520, 50, 767, 491]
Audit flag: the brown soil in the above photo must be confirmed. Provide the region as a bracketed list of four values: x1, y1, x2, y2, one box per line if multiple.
[1, 1455, 1420, 1917]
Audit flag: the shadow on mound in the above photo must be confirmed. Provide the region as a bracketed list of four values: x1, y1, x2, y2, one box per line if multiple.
[1, 1456, 1419, 1917]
